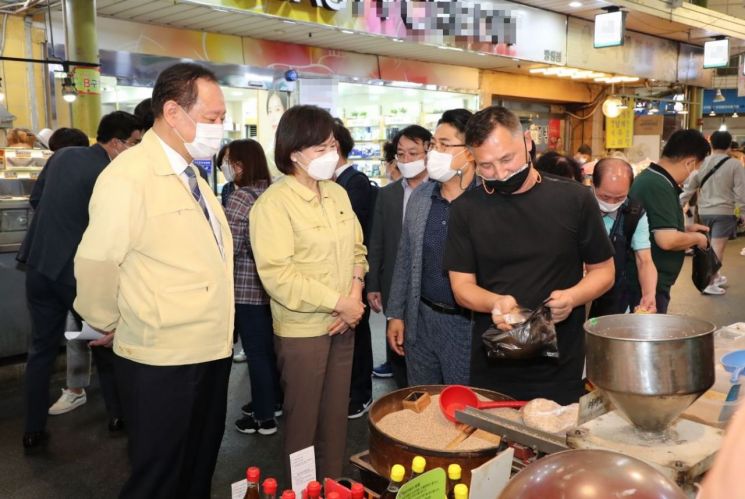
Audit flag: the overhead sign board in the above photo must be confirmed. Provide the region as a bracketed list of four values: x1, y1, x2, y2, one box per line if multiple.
[704, 38, 729, 69]
[183, 0, 568, 64]
[594, 10, 625, 48]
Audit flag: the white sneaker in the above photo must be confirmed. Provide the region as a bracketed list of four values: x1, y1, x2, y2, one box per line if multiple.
[702, 284, 726, 296]
[715, 275, 728, 287]
[48, 388, 87, 415]
[233, 350, 247, 363]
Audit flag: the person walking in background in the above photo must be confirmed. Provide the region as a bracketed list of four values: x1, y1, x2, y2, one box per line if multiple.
[332, 119, 375, 419]
[21, 126, 92, 417]
[680, 130, 745, 295]
[386, 109, 476, 386]
[628, 129, 711, 312]
[20, 111, 143, 450]
[535, 151, 583, 182]
[223, 139, 282, 436]
[250, 105, 366, 481]
[367, 125, 431, 386]
[133, 98, 155, 131]
[590, 158, 657, 316]
[74, 63, 233, 497]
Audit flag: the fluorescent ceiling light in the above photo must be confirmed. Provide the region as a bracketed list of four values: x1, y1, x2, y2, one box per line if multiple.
[341, 29, 354, 34]
[569, 1, 583, 7]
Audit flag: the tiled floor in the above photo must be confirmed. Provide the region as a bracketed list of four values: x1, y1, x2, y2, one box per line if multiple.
[1, 241, 744, 497]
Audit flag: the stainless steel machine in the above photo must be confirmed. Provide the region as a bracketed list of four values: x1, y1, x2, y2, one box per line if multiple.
[456, 314, 723, 493]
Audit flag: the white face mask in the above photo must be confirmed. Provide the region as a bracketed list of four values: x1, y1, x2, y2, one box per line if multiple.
[299, 150, 339, 181]
[397, 158, 426, 178]
[221, 161, 235, 183]
[426, 150, 459, 183]
[596, 196, 626, 214]
[174, 107, 224, 160]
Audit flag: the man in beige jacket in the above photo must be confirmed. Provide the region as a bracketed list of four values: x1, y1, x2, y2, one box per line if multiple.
[74, 63, 233, 498]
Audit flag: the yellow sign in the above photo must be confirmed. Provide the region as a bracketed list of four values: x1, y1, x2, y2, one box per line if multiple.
[606, 99, 634, 149]
[72, 67, 101, 95]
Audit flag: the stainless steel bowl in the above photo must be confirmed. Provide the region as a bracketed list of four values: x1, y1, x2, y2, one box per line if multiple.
[584, 314, 715, 433]
[498, 449, 686, 499]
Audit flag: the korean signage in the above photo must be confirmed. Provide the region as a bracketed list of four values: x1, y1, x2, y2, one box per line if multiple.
[182, 0, 568, 64]
[606, 100, 635, 149]
[72, 67, 101, 95]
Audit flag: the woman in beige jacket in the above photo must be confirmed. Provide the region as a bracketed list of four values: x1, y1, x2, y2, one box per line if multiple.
[250, 105, 367, 480]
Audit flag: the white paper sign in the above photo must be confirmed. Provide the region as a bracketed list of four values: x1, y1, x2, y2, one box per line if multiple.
[231, 478, 248, 499]
[64, 322, 105, 341]
[290, 446, 316, 497]
[469, 447, 514, 499]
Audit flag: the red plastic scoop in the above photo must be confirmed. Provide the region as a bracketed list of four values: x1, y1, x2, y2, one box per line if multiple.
[440, 385, 527, 423]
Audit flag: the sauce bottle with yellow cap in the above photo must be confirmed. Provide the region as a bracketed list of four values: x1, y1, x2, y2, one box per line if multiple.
[446, 464, 462, 499]
[410, 456, 427, 481]
[381, 464, 406, 499]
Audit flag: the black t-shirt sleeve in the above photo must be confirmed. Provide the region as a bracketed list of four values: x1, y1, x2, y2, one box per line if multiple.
[443, 197, 477, 274]
[577, 188, 614, 265]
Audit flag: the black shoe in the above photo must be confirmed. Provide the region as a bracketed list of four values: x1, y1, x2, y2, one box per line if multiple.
[235, 416, 278, 435]
[22, 430, 49, 451]
[108, 417, 126, 433]
[348, 398, 373, 420]
[241, 402, 283, 418]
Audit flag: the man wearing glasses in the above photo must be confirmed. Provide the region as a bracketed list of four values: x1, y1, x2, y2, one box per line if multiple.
[367, 125, 430, 386]
[386, 109, 477, 386]
[443, 106, 614, 404]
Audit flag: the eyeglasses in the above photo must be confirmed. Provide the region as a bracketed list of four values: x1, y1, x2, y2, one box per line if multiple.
[395, 149, 426, 162]
[119, 138, 141, 147]
[426, 141, 467, 153]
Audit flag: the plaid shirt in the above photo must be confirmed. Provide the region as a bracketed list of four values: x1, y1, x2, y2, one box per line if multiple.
[224, 182, 270, 305]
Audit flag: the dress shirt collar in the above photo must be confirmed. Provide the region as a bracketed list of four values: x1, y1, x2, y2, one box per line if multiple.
[335, 162, 354, 179]
[155, 133, 190, 176]
[402, 176, 428, 191]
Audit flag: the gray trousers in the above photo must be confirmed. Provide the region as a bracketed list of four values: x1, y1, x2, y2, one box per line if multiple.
[65, 313, 91, 390]
[405, 302, 471, 386]
[274, 331, 354, 483]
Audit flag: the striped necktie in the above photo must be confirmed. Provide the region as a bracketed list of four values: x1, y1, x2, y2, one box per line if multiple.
[183, 165, 210, 221]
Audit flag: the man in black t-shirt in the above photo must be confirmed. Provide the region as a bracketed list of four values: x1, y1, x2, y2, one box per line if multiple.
[443, 106, 614, 404]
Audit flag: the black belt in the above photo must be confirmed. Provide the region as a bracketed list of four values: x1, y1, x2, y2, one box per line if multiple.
[420, 296, 471, 318]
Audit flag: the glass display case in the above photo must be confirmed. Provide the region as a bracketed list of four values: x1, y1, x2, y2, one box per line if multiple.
[0, 147, 49, 251]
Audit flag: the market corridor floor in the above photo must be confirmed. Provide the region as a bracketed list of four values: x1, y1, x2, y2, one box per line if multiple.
[1, 240, 744, 497]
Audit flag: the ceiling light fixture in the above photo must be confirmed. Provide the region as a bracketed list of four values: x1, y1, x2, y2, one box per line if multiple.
[61, 75, 77, 103]
[392, 38, 404, 43]
[602, 96, 623, 118]
[734, 112, 740, 118]
[714, 88, 726, 102]
[569, 1, 583, 7]
[709, 110, 716, 116]
[719, 120, 727, 132]
[341, 29, 354, 34]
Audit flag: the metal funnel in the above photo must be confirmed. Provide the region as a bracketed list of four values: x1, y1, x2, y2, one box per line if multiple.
[585, 314, 715, 433]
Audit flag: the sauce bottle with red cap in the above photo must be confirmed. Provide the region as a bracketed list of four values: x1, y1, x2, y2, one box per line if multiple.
[307, 480, 322, 499]
[243, 467, 261, 499]
[262, 478, 278, 499]
[350, 482, 365, 499]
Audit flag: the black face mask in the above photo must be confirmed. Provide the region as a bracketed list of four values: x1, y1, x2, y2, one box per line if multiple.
[481, 141, 533, 196]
